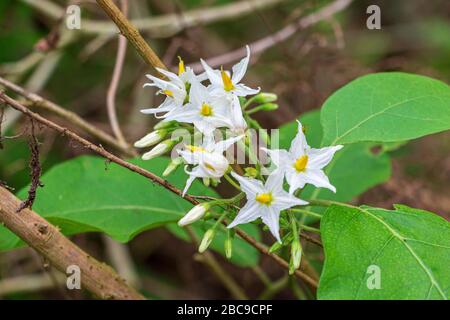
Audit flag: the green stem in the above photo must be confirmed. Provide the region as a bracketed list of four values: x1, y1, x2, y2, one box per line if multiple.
[224, 173, 241, 191]
[299, 225, 321, 234]
[290, 208, 322, 219]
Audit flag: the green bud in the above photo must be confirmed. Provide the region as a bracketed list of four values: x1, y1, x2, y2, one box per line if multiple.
[162, 157, 183, 177]
[210, 178, 220, 187]
[289, 240, 302, 275]
[253, 92, 277, 104]
[203, 177, 210, 187]
[258, 103, 278, 111]
[154, 120, 178, 130]
[224, 229, 234, 259]
[199, 229, 216, 253]
[244, 167, 258, 178]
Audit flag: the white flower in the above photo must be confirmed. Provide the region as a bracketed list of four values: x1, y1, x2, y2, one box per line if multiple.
[264, 121, 343, 194]
[228, 171, 308, 242]
[140, 58, 202, 118]
[164, 81, 236, 135]
[179, 135, 243, 196]
[178, 203, 210, 226]
[200, 45, 260, 98]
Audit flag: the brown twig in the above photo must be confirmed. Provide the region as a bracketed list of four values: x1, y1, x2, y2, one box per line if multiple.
[188, 0, 353, 72]
[106, 0, 129, 147]
[16, 118, 43, 212]
[0, 92, 317, 288]
[0, 186, 144, 299]
[0, 76, 136, 157]
[95, 0, 166, 74]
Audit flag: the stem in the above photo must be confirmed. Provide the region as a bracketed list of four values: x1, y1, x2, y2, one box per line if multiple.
[290, 208, 322, 219]
[300, 225, 321, 234]
[224, 173, 241, 191]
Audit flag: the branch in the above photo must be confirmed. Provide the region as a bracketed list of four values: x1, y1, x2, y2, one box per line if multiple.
[0, 92, 317, 289]
[95, 0, 166, 74]
[188, 0, 353, 72]
[0, 76, 136, 157]
[0, 186, 144, 300]
[23, 0, 286, 36]
[106, 0, 128, 147]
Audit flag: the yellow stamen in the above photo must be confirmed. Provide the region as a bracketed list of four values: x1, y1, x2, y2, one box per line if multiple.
[255, 193, 273, 206]
[163, 89, 174, 98]
[221, 67, 234, 91]
[186, 145, 206, 153]
[200, 103, 213, 116]
[204, 163, 216, 172]
[294, 155, 308, 172]
[178, 56, 185, 76]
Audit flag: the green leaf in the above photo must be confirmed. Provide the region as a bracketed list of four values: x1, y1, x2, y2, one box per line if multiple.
[279, 110, 391, 205]
[320, 73, 450, 145]
[318, 204, 450, 299]
[0, 156, 260, 266]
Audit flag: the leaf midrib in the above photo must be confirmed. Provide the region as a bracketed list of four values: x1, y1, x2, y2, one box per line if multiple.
[331, 94, 445, 145]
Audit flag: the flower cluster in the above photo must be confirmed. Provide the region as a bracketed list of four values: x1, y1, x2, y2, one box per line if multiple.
[135, 46, 342, 270]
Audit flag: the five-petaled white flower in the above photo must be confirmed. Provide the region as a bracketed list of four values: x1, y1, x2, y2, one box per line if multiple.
[201, 45, 260, 99]
[228, 171, 308, 242]
[264, 121, 343, 194]
[179, 135, 243, 196]
[140, 58, 203, 118]
[164, 81, 233, 135]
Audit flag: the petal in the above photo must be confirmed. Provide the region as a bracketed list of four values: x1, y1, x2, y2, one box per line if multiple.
[231, 45, 250, 83]
[286, 169, 307, 194]
[227, 201, 261, 228]
[289, 120, 309, 156]
[261, 206, 282, 243]
[155, 67, 184, 87]
[214, 135, 244, 153]
[182, 174, 196, 197]
[262, 148, 290, 170]
[307, 145, 344, 169]
[233, 84, 260, 97]
[230, 172, 264, 198]
[200, 59, 222, 86]
[265, 169, 285, 193]
[303, 169, 336, 193]
[273, 190, 308, 211]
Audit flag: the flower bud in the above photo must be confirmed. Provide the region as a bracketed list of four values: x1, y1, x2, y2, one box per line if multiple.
[178, 203, 210, 226]
[134, 130, 167, 148]
[199, 228, 215, 253]
[289, 240, 302, 275]
[163, 157, 183, 177]
[203, 177, 210, 187]
[142, 139, 174, 160]
[258, 103, 278, 111]
[224, 229, 233, 259]
[155, 120, 178, 130]
[253, 92, 277, 104]
[244, 167, 258, 178]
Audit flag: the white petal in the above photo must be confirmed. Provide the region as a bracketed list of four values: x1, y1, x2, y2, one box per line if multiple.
[265, 169, 285, 193]
[307, 145, 344, 169]
[230, 172, 264, 198]
[289, 121, 309, 157]
[182, 174, 196, 197]
[286, 169, 307, 194]
[200, 59, 222, 86]
[273, 191, 308, 211]
[261, 206, 281, 243]
[262, 148, 290, 170]
[303, 169, 336, 193]
[214, 135, 244, 153]
[233, 84, 260, 97]
[227, 201, 260, 228]
[231, 45, 250, 84]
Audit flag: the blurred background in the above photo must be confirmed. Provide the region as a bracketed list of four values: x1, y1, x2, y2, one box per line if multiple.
[0, 0, 449, 299]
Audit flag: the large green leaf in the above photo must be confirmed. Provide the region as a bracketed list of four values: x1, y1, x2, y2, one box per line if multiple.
[0, 156, 260, 267]
[279, 110, 391, 205]
[318, 204, 450, 299]
[320, 73, 450, 145]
